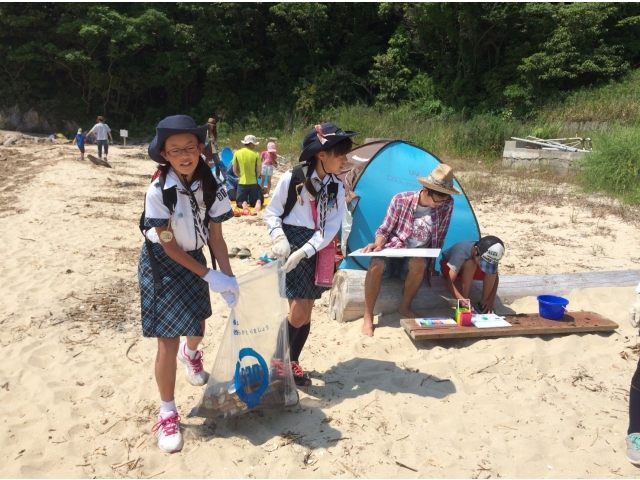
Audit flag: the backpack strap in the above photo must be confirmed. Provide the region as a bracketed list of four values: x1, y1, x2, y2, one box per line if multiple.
[280, 163, 308, 220]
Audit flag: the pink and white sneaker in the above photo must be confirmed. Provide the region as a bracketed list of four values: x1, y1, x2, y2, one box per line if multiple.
[151, 412, 183, 453]
[177, 341, 208, 386]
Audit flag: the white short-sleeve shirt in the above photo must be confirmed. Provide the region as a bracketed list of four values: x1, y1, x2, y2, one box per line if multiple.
[144, 169, 234, 251]
[90, 123, 111, 141]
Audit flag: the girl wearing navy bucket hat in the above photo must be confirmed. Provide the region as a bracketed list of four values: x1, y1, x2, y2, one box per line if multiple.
[264, 123, 357, 386]
[139, 115, 237, 453]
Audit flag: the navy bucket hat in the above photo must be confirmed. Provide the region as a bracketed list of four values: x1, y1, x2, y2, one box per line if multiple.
[299, 122, 358, 162]
[148, 115, 208, 163]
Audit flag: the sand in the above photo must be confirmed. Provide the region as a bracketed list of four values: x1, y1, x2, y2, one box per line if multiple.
[0, 139, 639, 478]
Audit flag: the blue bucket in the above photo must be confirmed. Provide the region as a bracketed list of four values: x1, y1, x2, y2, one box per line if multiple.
[537, 295, 569, 320]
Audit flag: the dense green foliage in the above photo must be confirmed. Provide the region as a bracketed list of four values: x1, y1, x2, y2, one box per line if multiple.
[1, 2, 640, 132]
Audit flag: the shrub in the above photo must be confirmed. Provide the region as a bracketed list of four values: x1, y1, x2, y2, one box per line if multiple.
[578, 125, 640, 203]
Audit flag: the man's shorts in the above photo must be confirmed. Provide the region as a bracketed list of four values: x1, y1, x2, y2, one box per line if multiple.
[236, 183, 263, 208]
[77, 145, 85, 153]
[374, 257, 426, 281]
[439, 258, 484, 281]
[261, 164, 274, 176]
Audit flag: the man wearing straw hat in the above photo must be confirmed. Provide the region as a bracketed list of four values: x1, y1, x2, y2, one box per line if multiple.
[360, 164, 460, 337]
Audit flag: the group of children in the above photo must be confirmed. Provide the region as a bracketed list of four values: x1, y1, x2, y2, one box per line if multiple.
[136, 114, 638, 469]
[72, 116, 113, 161]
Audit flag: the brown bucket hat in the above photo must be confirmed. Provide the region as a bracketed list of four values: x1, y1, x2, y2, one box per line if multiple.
[417, 164, 461, 195]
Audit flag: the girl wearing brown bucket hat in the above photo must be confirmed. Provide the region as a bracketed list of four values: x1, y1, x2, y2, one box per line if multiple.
[264, 122, 357, 386]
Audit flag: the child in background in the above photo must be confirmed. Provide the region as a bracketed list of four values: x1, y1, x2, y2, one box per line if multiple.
[72, 128, 86, 161]
[260, 142, 278, 198]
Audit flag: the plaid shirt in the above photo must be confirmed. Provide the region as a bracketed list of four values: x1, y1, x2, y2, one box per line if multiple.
[375, 191, 453, 278]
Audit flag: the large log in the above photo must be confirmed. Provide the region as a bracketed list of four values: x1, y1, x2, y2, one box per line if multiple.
[328, 268, 640, 323]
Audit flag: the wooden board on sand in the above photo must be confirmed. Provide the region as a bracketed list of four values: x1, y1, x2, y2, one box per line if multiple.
[400, 311, 618, 341]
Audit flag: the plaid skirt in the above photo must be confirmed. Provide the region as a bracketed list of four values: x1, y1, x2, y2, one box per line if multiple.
[282, 224, 329, 300]
[138, 241, 212, 337]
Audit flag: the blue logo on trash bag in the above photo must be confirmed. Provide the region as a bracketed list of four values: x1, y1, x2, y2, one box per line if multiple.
[234, 347, 269, 408]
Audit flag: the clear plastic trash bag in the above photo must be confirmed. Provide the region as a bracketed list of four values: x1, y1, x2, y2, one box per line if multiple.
[189, 261, 298, 419]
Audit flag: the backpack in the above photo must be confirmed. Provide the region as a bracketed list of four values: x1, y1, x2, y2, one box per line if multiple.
[280, 162, 339, 220]
[280, 162, 309, 220]
[140, 169, 218, 289]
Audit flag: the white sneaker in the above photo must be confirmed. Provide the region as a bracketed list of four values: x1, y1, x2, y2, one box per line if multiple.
[177, 341, 208, 386]
[151, 412, 183, 454]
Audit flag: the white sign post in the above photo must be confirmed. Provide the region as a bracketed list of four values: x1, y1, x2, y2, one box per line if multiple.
[120, 129, 128, 147]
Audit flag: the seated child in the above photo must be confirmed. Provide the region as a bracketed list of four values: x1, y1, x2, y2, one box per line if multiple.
[440, 235, 505, 314]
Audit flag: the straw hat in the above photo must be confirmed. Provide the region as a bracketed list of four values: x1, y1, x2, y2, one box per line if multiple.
[417, 164, 461, 195]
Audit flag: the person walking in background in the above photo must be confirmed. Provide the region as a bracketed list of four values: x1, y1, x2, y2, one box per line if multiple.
[72, 128, 86, 161]
[87, 116, 113, 161]
[260, 142, 278, 198]
[232, 134, 263, 212]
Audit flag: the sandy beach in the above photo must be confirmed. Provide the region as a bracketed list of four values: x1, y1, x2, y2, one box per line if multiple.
[1, 136, 639, 478]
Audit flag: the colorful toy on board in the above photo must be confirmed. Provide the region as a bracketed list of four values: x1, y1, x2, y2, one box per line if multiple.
[456, 299, 472, 326]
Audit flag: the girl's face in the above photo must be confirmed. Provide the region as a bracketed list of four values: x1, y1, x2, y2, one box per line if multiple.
[160, 133, 203, 178]
[317, 149, 348, 175]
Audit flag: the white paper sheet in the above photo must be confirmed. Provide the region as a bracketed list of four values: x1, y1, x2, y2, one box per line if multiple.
[471, 314, 512, 328]
[349, 248, 441, 258]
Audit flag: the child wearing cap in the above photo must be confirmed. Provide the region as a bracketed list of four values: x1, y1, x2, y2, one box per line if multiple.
[264, 123, 357, 386]
[139, 115, 238, 453]
[260, 142, 278, 198]
[72, 128, 86, 161]
[232, 134, 263, 212]
[440, 235, 505, 314]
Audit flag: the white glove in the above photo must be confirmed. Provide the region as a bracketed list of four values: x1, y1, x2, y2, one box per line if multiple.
[272, 235, 291, 260]
[630, 295, 640, 328]
[283, 249, 307, 273]
[203, 269, 233, 293]
[221, 291, 238, 309]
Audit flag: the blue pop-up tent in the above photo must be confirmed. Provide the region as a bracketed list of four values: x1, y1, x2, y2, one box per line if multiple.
[339, 140, 480, 270]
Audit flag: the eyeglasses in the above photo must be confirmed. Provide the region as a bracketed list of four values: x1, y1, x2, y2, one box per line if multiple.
[165, 145, 199, 157]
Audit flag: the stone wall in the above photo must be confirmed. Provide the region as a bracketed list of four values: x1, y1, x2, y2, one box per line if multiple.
[502, 141, 586, 174]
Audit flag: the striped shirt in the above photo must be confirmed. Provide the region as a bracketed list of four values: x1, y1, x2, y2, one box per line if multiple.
[375, 190, 453, 250]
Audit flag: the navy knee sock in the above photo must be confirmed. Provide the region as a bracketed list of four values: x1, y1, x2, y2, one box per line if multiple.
[275, 318, 298, 359]
[290, 322, 310, 364]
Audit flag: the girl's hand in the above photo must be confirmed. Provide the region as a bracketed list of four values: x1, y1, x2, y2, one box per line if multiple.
[272, 235, 291, 260]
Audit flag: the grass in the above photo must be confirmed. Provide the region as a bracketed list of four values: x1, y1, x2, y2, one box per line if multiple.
[539, 69, 640, 124]
[578, 125, 640, 204]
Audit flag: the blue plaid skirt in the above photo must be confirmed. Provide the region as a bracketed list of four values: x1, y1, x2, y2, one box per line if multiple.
[138, 242, 211, 337]
[282, 224, 329, 300]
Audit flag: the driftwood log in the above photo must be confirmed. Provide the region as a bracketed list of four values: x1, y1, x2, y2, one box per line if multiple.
[328, 268, 640, 324]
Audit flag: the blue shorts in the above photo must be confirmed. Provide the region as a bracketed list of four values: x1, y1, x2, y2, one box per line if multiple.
[77, 145, 85, 153]
[374, 257, 426, 281]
